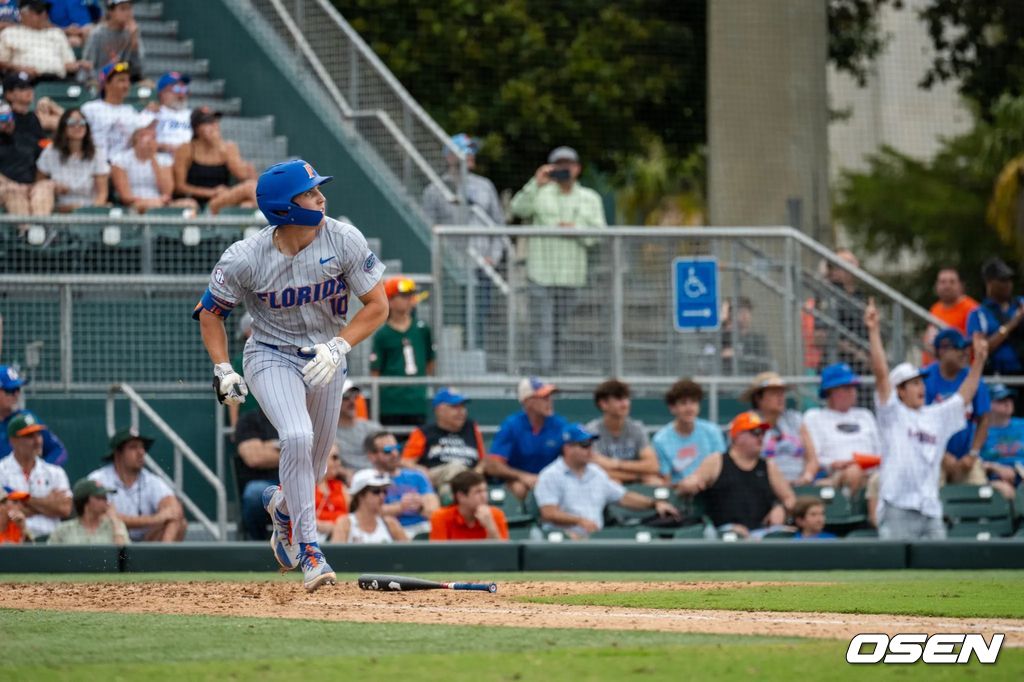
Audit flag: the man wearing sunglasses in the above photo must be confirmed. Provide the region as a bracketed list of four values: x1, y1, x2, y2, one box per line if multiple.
[153, 71, 192, 154]
[0, 365, 68, 467]
[364, 430, 438, 538]
[81, 59, 154, 159]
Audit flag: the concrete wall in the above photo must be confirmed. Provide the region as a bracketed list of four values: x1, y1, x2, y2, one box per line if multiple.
[708, 0, 830, 244]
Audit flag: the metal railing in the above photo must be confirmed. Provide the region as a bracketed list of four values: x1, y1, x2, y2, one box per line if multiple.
[432, 225, 944, 379]
[106, 383, 227, 540]
[247, 0, 491, 229]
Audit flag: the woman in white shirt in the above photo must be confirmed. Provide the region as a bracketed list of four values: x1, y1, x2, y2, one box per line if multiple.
[110, 124, 198, 213]
[330, 469, 407, 544]
[36, 108, 109, 211]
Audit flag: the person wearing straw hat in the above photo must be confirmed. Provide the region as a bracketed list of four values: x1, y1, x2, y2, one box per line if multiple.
[866, 297, 989, 540]
[741, 372, 816, 485]
[801, 362, 882, 494]
[676, 411, 796, 539]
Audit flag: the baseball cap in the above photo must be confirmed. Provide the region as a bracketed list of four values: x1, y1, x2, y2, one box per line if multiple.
[446, 133, 478, 156]
[562, 423, 597, 446]
[432, 387, 469, 408]
[105, 427, 154, 459]
[383, 276, 429, 303]
[517, 376, 558, 402]
[341, 379, 360, 397]
[98, 61, 131, 89]
[990, 383, 1016, 401]
[0, 365, 27, 391]
[6, 412, 45, 439]
[933, 328, 969, 351]
[740, 371, 788, 403]
[72, 478, 115, 503]
[19, 0, 52, 11]
[547, 146, 579, 164]
[349, 469, 391, 497]
[3, 71, 33, 92]
[156, 71, 190, 93]
[889, 362, 923, 389]
[190, 106, 222, 128]
[818, 362, 860, 398]
[106, 0, 133, 7]
[981, 257, 1015, 281]
[0, 486, 30, 503]
[729, 411, 770, 439]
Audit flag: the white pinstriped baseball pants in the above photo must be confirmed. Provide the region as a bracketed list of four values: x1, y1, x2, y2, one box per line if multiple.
[243, 340, 347, 544]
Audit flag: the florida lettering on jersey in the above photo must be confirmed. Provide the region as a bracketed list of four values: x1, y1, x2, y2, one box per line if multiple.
[193, 217, 385, 347]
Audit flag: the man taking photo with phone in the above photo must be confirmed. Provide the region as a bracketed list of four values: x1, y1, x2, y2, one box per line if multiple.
[510, 146, 606, 374]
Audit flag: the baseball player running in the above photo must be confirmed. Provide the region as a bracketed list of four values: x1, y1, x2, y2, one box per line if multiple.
[194, 159, 388, 591]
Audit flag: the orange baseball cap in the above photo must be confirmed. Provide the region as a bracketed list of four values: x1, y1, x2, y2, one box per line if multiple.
[729, 411, 769, 439]
[384, 276, 429, 303]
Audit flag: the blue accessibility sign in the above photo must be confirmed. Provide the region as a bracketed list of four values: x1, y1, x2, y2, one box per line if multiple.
[672, 257, 720, 331]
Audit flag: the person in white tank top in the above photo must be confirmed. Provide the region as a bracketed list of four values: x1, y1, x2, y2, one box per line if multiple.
[330, 469, 407, 544]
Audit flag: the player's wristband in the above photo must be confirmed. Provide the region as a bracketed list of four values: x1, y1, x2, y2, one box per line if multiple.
[333, 336, 352, 355]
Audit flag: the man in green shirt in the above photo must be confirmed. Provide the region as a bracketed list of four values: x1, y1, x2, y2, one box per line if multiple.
[370, 277, 436, 427]
[48, 478, 130, 546]
[509, 146, 606, 373]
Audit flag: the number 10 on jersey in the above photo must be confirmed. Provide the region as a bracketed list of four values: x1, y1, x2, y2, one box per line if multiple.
[330, 295, 348, 316]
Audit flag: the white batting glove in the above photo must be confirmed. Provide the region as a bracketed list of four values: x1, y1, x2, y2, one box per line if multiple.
[213, 363, 248, 405]
[300, 337, 351, 387]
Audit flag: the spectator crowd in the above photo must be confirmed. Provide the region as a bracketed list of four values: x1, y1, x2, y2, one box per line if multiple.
[0, 0, 258, 223]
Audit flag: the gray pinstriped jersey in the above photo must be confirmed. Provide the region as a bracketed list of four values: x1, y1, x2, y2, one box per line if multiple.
[207, 217, 386, 347]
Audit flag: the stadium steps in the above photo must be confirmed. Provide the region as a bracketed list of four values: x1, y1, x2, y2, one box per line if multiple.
[136, 3, 292, 173]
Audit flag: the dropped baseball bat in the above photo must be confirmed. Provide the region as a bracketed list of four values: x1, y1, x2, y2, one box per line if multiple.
[358, 573, 497, 593]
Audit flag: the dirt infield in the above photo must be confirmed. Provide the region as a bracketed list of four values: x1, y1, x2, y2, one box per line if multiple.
[3, 580, 1023, 645]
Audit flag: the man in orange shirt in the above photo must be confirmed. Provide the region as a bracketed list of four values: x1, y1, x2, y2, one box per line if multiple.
[923, 268, 979, 363]
[0, 487, 30, 543]
[429, 470, 508, 541]
[314, 446, 348, 539]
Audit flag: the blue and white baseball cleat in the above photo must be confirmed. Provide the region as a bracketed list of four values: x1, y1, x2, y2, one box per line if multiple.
[298, 542, 336, 592]
[262, 485, 298, 571]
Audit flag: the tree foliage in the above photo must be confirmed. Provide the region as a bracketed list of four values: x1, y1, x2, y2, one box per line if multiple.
[835, 95, 1024, 302]
[334, 0, 706, 197]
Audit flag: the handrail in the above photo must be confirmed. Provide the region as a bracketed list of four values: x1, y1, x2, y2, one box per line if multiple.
[106, 383, 227, 540]
[262, 0, 464, 206]
[0, 214, 263, 226]
[433, 224, 947, 329]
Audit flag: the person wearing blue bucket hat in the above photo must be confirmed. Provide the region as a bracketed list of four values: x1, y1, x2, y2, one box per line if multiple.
[802, 361, 881, 494]
[920, 327, 993, 487]
[978, 382, 1024, 499]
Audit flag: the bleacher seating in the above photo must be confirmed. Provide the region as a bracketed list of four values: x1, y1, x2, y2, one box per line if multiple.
[941, 484, 1014, 538]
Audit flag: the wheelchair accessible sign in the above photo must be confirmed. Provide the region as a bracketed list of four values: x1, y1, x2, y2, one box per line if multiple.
[672, 257, 720, 332]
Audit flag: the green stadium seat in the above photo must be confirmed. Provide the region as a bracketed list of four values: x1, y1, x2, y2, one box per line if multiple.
[507, 525, 538, 541]
[589, 526, 659, 541]
[844, 528, 878, 539]
[488, 486, 534, 527]
[941, 484, 1012, 521]
[791, 485, 867, 527]
[762, 529, 797, 540]
[947, 518, 1013, 539]
[1015, 486, 1024, 522]
[672, 524, 708, 539]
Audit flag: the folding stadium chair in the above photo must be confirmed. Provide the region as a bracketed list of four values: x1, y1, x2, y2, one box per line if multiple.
[844, 528, 878, 539]
[941, 484, 1013, 538]
[589, 526, 658, 541]
[672, 524, 708, 540]
[488, 485, 535, 527]
[791, 484, 867, 529]
[947, 519, 1014, 540]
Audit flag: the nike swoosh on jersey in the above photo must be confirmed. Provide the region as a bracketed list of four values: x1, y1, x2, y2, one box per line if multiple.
[320, 256, 336, 265]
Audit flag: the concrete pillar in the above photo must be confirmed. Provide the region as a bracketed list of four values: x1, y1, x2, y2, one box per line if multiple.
[708, 0, 830, 244]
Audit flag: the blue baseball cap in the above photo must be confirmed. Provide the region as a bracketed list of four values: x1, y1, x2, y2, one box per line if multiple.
[934, 328, 969, 351]
[990, 383, 1016, 401]
[563, 423, 598, 446]
[818, 363, 859, 398]
[0, 365, 27, 392]
[445, 133, 478, 157]
[156, 71, 190, 93]
[432, 387, 470, 408]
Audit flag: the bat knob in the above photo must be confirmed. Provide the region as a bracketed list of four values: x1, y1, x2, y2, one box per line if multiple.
[488, 583, 497, 593]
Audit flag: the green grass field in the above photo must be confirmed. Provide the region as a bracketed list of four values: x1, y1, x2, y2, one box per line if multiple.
[2, 571, 1021, 681]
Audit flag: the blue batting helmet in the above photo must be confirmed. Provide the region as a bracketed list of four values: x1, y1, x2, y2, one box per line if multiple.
[256, 159, 333, 227]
